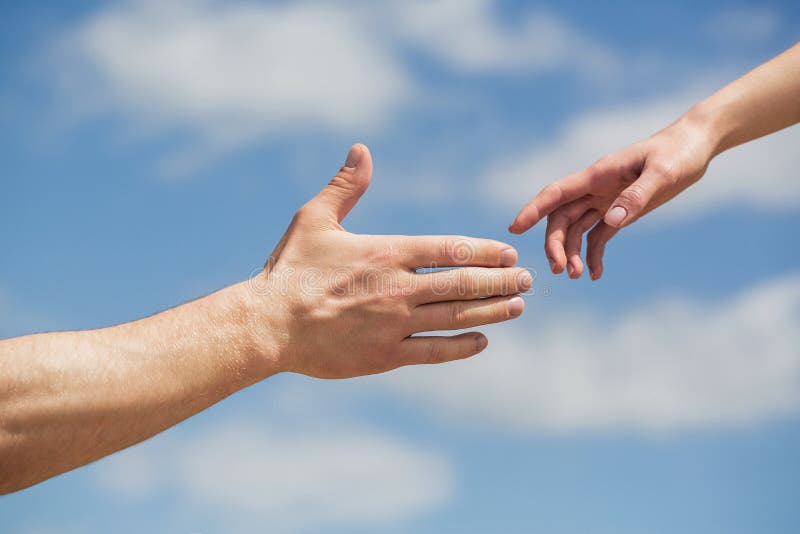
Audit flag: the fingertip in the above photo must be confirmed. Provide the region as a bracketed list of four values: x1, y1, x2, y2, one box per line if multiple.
[344, 144, 364, 169]
[508, 220, 525, 234]
[517, 269, 533, 292]
[475, 333, 488, 353]
[604, 206, 627, 228]
[545, 243, 567, 275]
[508, 296, 525, 317]
[499, 247, 518, 267]
[570, 262, 581, 279]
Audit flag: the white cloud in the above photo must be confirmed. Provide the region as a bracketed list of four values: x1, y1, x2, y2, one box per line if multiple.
[484, 85, 800, 218]
[54, 0, 415, 175]
[387, 0, 618, 77]
[374, 273, 800, 434]
[50, 0, 622, 174]
[95, 419, 452, 531]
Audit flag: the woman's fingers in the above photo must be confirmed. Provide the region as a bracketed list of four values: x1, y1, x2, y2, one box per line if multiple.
[509, 168, 595, 234]
[413, 267, 532, 304]
[604, 166, 669, 228]
[397, 332, 488, 366]
[544, 195, 594, 273]
[586, 221, 618, 280]
[564, 209, 603, 278]
[410, 295, 524, 333]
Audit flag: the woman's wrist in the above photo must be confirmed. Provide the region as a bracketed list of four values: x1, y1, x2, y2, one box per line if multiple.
[675, 103, 724, 163]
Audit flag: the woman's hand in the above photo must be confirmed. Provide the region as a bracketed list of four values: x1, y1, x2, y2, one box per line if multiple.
[248, 144, 532, 379]
[509, 117, 714, 280]
[510, 43, 800, 281]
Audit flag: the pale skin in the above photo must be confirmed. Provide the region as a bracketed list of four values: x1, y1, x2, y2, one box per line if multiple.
[510, 42, 800, 280]
[0, 144, 532, 494]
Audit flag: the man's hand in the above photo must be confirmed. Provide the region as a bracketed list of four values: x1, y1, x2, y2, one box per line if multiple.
[0, 143, 529, 493]
[247, 144, 531, 379]
[508, 120, 712, 280]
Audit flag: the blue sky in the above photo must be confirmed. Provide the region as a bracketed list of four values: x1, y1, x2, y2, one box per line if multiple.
[2, 1, 799, 533]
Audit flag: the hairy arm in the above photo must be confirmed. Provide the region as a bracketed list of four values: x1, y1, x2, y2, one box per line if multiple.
[0, 283, 270, 494]
[510, 42, 800, 279]
[1, 144, 530, 493]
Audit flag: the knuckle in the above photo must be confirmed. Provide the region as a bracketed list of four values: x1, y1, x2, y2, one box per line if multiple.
[618, 184, 646, 209]
[328, 172, 358, 193]
[425, 342, 445, 364]
[448, 302, 467, 326]
[440, 239, 457, 263]
[541, 183, 564, 203]
[648, 160, 676, 182]
[371, 241, 401, 265]
[596, 155, 639, 186]
[294, 203, 315, 222]
[397, 305, 414, 324]
[402, 237, 427, 265]
[545, 236, 563, 250]
[592, 156, 618, 176]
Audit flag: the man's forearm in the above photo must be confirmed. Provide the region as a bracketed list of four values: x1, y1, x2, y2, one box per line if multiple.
[0, 144, 528, 494]
[685, 42, 800, 157]
[0, 281, 273, 494]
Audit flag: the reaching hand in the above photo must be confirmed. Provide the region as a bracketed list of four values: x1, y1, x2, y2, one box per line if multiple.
[248, 144, 532, 378]
[508, 119, 713, 280]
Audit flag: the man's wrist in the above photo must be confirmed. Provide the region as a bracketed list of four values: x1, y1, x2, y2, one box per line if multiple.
[231, 274, 286, 382]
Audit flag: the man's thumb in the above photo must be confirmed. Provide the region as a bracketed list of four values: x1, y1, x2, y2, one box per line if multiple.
[309, 144, 373, 225]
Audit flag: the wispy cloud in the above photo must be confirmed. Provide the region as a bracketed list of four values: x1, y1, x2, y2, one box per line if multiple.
[53, 0, 415, 176]
[386, 0, 618, 77]
[94, 417, 452, 531]
[48, 0, 621, 175]
[375, 273, 800, 434]
[484, 84, 800, 218]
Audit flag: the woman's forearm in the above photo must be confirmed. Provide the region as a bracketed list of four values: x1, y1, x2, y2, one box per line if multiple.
[0, 281, 275, 494]
[686, 42, 800, 157]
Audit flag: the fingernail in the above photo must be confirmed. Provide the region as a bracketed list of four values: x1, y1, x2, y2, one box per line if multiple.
[517, 270, 533, 291]
[344, 144, 363, 168]
[500, 248, 518, 267]
[508, 296, 525, 317]
[567, 263, 575, 277]
[588, 267, 595, 280]
[548, 259, 557, 272]
[606, 206, 627, 226]
[475, 334, 488, 352]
